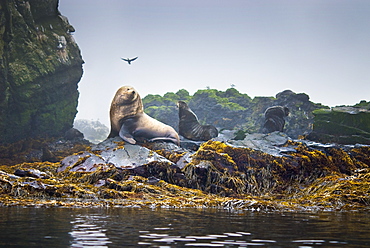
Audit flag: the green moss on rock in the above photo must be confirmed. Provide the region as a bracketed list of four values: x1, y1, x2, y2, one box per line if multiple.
[310, 106, 370, 144]
[0, 0, 83, 144]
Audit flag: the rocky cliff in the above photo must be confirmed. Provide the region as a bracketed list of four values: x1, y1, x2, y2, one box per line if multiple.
[0, 0, 83, 144]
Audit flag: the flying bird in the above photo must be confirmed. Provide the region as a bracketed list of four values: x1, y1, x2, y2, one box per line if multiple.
[121, 57, 138, 65]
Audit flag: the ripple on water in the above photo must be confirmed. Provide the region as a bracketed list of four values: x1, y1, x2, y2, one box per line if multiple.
[69, 216, 112, 248]
[185, 244, 224, 247]
[139, 230, 276, 247]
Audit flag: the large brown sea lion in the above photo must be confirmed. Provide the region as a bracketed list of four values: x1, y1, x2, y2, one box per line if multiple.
[108, 86, 180, 145]
[263, 106, 290, 133]
[177, 100, 218, 141]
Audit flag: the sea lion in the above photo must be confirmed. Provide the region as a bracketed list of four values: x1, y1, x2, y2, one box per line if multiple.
[177, 100, 218, 141]
[263, 106, 290, 133]
[108, 86, 180, 145]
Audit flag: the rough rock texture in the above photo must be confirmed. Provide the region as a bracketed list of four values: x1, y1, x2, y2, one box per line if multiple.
[0, 0, 83, 144]
[0, 133, 91, 166]
[225, 131, 294, 157]
[1, 135, 369, 211]
[308, 106, 370, 144]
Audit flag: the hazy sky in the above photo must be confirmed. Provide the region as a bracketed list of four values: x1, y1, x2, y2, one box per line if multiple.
[59, 0, 370, 126]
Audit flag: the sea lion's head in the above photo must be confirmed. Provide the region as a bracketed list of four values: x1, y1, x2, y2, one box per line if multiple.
[114, 86, 140, 105]
[108, 86, 144, 138]
[111, 86, 143, 117]
[265, 106, 290, 118]
[177, 100, 189, 110]
[177, 100, 198, 121]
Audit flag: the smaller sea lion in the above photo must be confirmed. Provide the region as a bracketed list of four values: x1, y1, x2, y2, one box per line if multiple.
[263, 106, 290, 133]
[177, 100, 218, 141]
[108, 86, 180, 145]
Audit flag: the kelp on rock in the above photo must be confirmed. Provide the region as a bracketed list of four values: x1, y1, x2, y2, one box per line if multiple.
[0, 136, 369, 211]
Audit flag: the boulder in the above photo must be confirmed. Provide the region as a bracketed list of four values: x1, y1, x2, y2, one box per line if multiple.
[308, 106, 370, 144]
[58, 137, 187, 186]
[227, 131, 293, 157]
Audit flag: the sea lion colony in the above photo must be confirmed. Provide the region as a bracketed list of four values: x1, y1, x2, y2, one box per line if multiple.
[108, 86, 289, 144]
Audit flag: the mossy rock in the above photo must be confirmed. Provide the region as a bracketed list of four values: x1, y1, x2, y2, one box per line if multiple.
[310, 107, 370, 144]
[0, 0, 83, 144]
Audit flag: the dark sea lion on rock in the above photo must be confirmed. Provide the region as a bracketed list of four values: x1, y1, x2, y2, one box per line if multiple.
[108, 86, 180, 145]
[177, 100, 218, 141]
[263, 106, 290, 133]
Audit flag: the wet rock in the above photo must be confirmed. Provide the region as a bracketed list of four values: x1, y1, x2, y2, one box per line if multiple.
[214, 130, 238, 142]
[182, 139, 370, 198]
[176, 152, 194, 169]
[70, 154, 107, 173]
[58, 137, 186, 186]
[64, 128, 84, 141]
[2, 128, 370, 210]
[228, 132, 291, 156]
[147, 176, 161, 185]
[0, 170, 20, 180]
[180, 139, 203, 151]
[57, 151, 104, 173]
[99, 144, 171, 169]
[143, 140, 182, 152]
[14, 168, 50, 179]
[41, 147, 59, 162]
[308, 106, 370, 144]
[90, 138, 174, 169]
[57, 151, 89, 172]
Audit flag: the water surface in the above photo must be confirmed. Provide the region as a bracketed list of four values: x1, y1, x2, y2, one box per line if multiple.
[0, 207, 369, 247]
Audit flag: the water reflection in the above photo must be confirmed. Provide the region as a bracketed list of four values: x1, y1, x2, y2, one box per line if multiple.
[69, 214, 111, 247]
[0, 207, 369, 247]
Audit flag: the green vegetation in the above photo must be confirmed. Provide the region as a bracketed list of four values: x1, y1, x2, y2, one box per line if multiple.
[143, 88, 250, 111]
[142, 87, 325, 139]
[354, 100, 370, 109]
[192, 89, 247, 111]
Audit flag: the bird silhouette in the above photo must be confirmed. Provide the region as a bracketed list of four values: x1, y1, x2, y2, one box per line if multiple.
[121, 57, 138, 64]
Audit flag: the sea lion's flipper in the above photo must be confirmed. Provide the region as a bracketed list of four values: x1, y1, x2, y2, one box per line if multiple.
[119, 124, 136, 144]
[149, 137, 179, 146]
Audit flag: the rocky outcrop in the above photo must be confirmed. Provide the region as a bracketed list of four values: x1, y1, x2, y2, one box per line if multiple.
[0, 0, 83, 144]
[143, 89, 370, 146]
[1, 134, 369, 210]
[308, 105, 370, 144]
[143, 88, 328, 140]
